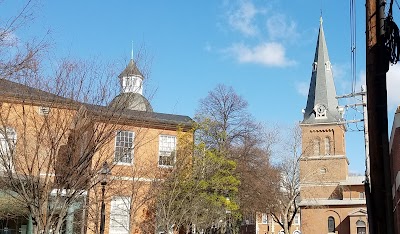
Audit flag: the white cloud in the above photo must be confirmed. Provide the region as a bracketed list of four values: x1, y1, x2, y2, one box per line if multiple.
[355, 67, 400, 111]
[204, 42, 212, 52]
[227, 0, 260, 37]
[266, 13, 299, 41]
[1, 30, 18, 47]
[332, 63, 349, 80]
[226, 42, 295, 67]
[296, 82, 309, 96]
[355, 70, 366, 92]
[387, 64, 400, 110]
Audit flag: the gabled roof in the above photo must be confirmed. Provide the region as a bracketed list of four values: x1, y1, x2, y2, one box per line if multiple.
[302, 18, 341, 125]
[118, 59, 143, 78]
[0, 79, 193, 130]
[348, 208, 368, 216]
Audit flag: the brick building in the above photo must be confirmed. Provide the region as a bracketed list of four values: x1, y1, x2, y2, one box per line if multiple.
[390, 107, 400, 233]
[0, 58, 193, 234]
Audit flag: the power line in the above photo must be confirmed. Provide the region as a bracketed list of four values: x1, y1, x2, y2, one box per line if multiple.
[350, 0, 357, 94]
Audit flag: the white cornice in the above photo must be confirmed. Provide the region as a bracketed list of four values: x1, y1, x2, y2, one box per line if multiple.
[300, 155, 349, 164]
[299, 199, 366, 207]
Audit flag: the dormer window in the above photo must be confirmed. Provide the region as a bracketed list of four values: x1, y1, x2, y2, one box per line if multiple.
[312, 62, 318, 72]
[325, 61, 331, 71]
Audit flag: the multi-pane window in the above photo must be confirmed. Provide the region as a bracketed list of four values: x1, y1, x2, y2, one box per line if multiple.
[261, 213, 268, 224]
[294, 214, 300, 225]
[110, 196, 131, 234]
[356, 220, 366, 234]
[159, 135, 176, 166]
[0, 127, 16, 172]
[114, 131, 134, 164]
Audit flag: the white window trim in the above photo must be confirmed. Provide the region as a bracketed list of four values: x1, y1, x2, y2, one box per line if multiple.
[158, 135, 177, 167]
[0, 127, 17, 173]
[261, 213, 268, 224]
[109, 196, 131, 234]
[114, 131, 135, 165]
[294, 214, 300, 225]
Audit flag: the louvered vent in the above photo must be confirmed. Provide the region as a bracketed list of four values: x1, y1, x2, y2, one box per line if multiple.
[38, 106, 50, 115]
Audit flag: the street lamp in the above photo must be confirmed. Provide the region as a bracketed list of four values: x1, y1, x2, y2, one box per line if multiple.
[225, 197, 232, 234]
[99, 162, 111, 234]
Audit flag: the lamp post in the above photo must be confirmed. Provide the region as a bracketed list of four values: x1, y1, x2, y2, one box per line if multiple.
[225, 197, 231, 234]
[99, 162, 111, 234]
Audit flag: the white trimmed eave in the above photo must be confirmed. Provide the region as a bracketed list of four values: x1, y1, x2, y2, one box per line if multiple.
[299, 121, 346, 127]
[299, 199, 366, 207]
[300, 154, 349, 164]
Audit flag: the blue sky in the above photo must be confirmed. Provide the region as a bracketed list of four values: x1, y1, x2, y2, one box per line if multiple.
[3, 0, 400, 174]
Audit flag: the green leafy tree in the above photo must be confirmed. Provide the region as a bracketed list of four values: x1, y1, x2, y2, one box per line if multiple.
[195, 84, 279, 230]
[155, 138, 240, 233]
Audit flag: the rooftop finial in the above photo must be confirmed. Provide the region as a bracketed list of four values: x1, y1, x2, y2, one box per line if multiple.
[320, 11, 323, 25]
[131, 41, 134, 60]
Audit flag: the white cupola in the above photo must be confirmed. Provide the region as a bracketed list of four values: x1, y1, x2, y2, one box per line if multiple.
[118, 59, 143, 95]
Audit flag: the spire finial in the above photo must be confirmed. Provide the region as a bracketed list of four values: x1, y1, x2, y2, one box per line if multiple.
[131, 41, 134, 60]
[320, 11, 323, 25]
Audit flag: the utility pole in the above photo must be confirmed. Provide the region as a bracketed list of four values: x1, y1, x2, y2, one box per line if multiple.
[366, 0, 394, 233]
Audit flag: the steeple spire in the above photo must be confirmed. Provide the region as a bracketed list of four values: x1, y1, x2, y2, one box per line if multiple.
[131, 41, 134, 60]
[302, 18, 341, 124]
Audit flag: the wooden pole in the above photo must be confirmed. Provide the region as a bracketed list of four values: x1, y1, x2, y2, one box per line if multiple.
[366, 0, 394, 233]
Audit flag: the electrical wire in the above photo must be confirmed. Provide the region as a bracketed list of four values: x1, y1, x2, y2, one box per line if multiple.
[350, 0, 357, 94]
[395, 0, 400, 10]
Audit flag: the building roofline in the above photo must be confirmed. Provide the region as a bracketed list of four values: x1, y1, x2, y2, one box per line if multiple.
[0, 79, 194, 131]
[299, 199, 366, 207]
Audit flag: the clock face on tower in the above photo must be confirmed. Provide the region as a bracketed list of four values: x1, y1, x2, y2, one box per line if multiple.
[315, 104, 327, 118]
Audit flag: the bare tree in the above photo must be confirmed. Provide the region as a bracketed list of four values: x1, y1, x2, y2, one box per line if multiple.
[268, 125, 304, 234]
[0, 0, 47, 83]
[194, 84, 282, 232]
[0, 2, 171, 234]
[195, 84, 259, 155]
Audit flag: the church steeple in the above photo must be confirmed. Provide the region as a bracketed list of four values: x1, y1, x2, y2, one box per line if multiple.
[302, 17, 341, 124]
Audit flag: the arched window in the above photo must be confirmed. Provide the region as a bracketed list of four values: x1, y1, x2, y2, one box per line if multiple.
[356, 220, 366, 234]
[324, 137, 331, 155]
[313, 139, 320, 155]
[0, 127, 17, 171]
[328, 216, 335, 232]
